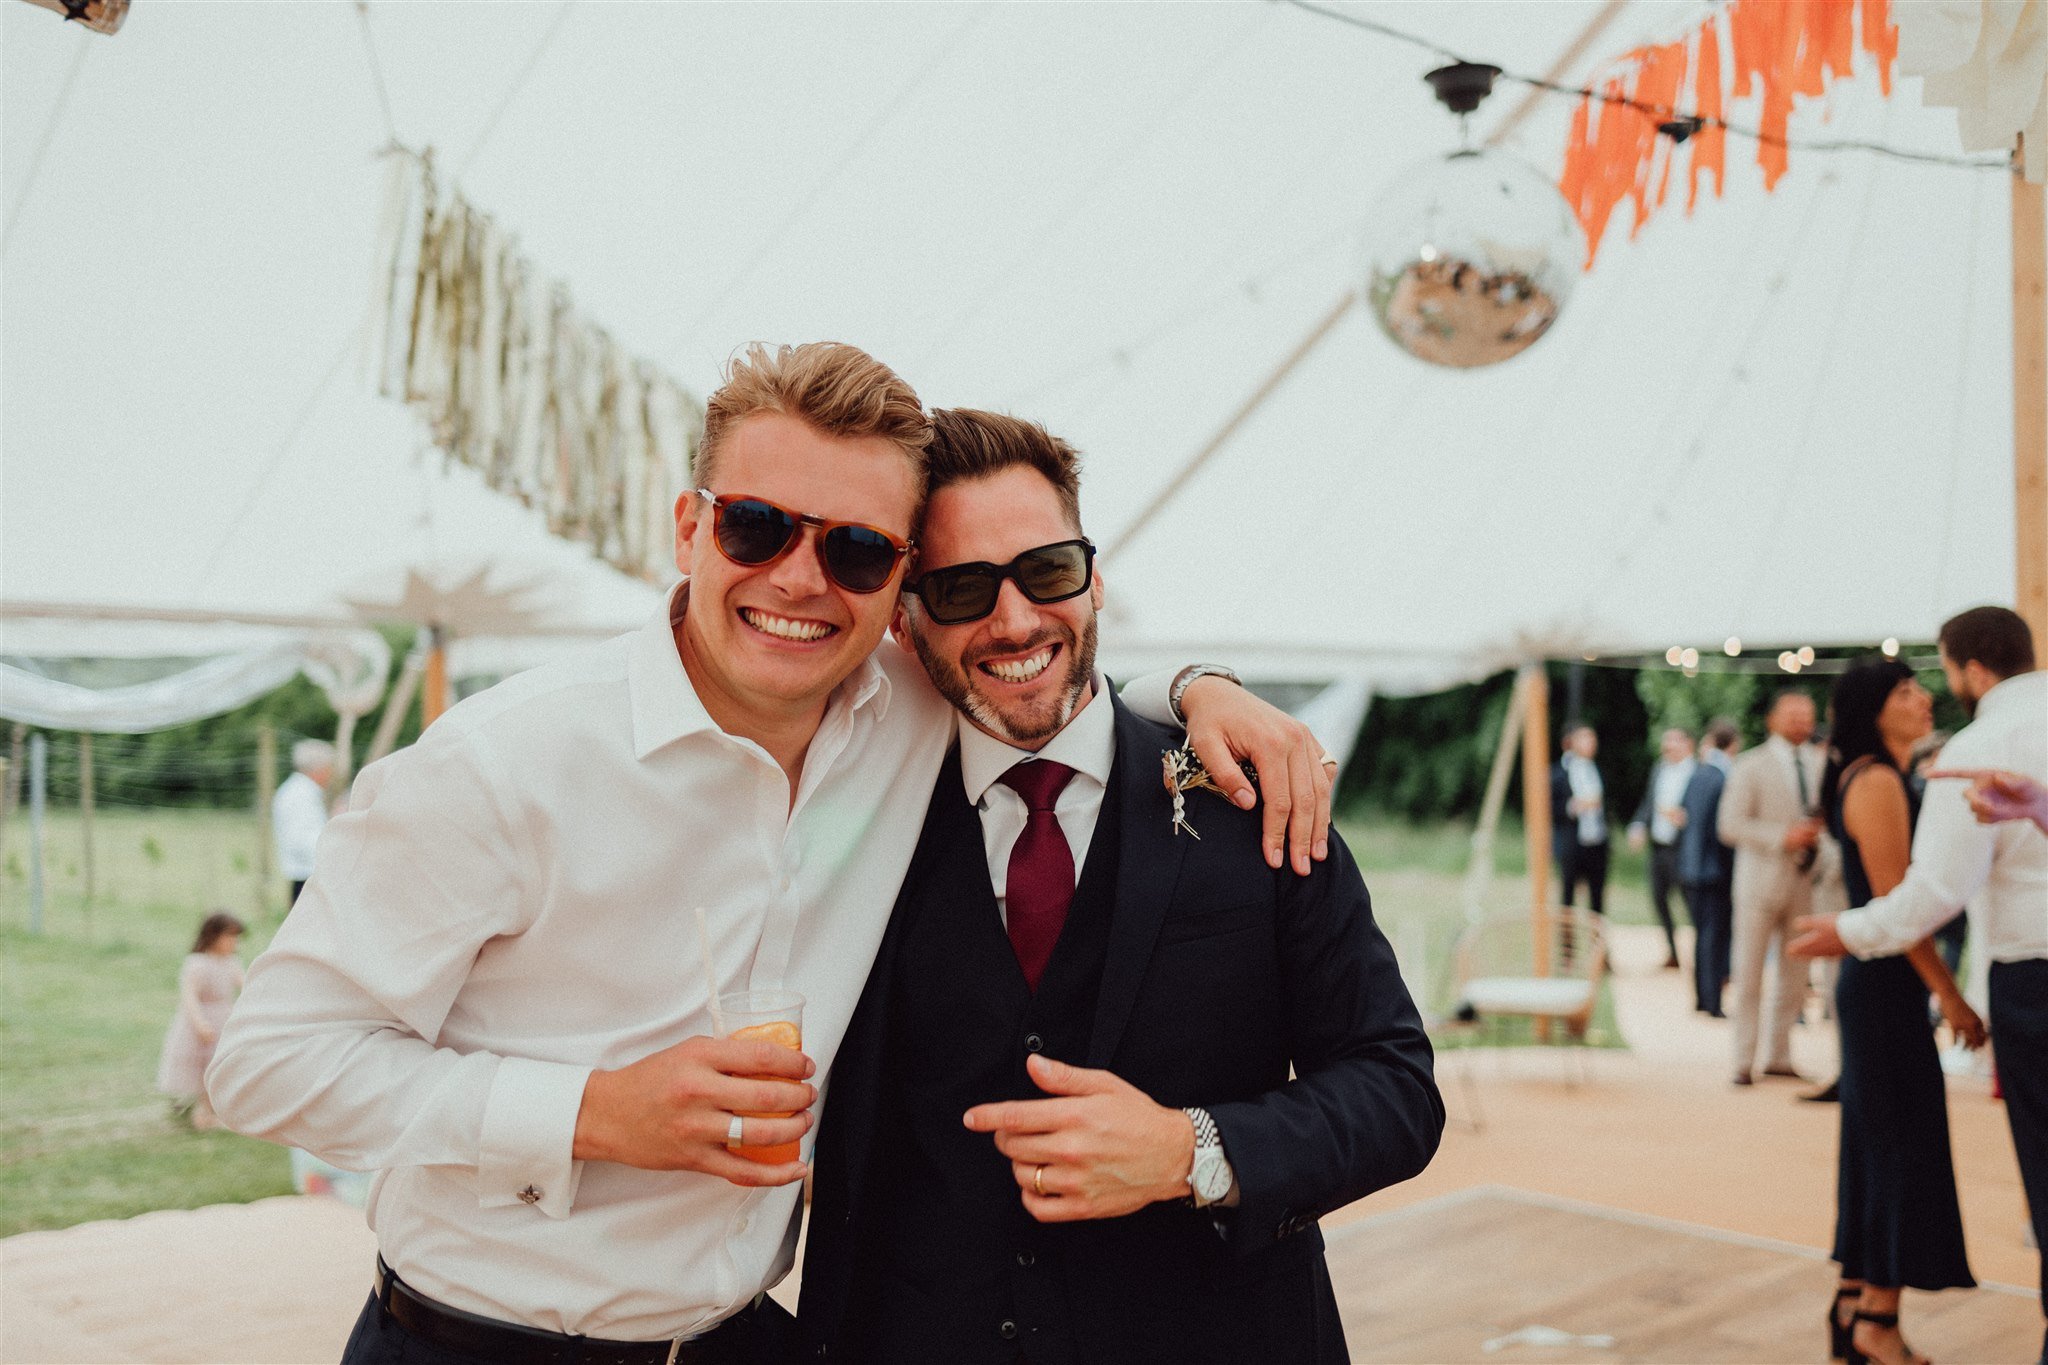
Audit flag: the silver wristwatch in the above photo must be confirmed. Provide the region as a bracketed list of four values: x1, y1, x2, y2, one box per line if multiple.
[1182, 1106, 1235, 1208]
[1168, 664, 1242, 725]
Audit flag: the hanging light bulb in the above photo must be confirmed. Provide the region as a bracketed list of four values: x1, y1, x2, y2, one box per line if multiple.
[1361, 63, 1584, 370]
[1724, 637, 1742, 657]
[1680, 647, 1700, 668]
[1797, 646, 1816, 666]
[1881, 638, 1900, 658]
[1666, 646, 1684, 666]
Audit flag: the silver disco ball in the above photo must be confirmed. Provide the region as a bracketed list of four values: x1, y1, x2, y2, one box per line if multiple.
[1362, 148, 1584, 369]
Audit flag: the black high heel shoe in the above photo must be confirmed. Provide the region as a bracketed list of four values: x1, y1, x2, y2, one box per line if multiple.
[1846, 1309, 1929, 1365]
[1828, 1287, 1861, 1360]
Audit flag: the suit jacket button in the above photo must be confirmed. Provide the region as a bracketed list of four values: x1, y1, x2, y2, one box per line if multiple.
[1023, 1033, 1044, 1053]
[999, 1320, 1019, 1340]
[1015, 1250, 1035, 1268]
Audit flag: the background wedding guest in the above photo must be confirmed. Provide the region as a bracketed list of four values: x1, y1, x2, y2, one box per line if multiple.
[1679, 720, 1741, 1016]
[1816, 660, 1980, 1365]
[1630, 726, 1697, 971]
[272, 739, 335, 908]
[1794, 606, 2048, 1363]
[1551, 724, 1611, 918]
[1719, 690, 1825, 1085]
[157, 912, 245, 1131]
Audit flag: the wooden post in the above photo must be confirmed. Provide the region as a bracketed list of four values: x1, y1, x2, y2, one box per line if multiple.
[2014, 132, 2047, 660]
[421, 625, 450, 728]
[78, 731, 95, 934]
[1521, 662, 1553, 971]
[1521, 663, 1554, 1041]
[255, 723, 276, 911]
[0, 722, 23, 865]
[27, 733, 46, 934]
[1463, 669, 1530, 922]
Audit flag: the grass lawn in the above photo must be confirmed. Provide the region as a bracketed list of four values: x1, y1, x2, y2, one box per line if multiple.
[0, 804, 1649, 1236]
[1, 808, 295, 1236]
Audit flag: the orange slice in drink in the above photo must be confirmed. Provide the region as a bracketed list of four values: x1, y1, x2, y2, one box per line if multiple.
[728, 1019, 803, 1164]
[731, 1020, 800, 1050]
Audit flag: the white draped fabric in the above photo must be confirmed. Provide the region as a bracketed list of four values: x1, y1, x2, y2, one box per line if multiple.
[0, 625, 391, 734]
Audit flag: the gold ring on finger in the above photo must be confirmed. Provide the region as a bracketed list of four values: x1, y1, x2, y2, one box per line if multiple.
[1033, 1163, 1047, 1197]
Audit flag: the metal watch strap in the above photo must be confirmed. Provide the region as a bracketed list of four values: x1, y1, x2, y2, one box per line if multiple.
[1182, 1105, 1228, 1207]
[1168, 664, 1242, 725]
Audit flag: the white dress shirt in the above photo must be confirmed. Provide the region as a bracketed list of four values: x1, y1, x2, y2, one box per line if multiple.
[270, 770, 328, 881]
[958, 680, 1117, 924]
[1645, 757, 1697, 845]
[1563, 754, 1606, 844]
[1838, 671, 2048, 964]
[209, 586, 1185, 1342]
[1768, 734, 1821, 812]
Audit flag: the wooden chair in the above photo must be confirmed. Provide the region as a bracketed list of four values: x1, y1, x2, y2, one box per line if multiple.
[1441, 906, 1610, 1110]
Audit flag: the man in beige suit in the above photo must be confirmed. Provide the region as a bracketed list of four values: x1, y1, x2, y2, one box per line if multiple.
[1718, 690, 1826, 1085]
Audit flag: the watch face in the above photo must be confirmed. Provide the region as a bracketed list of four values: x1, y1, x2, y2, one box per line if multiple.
[1193, 1153, 1231, 1202]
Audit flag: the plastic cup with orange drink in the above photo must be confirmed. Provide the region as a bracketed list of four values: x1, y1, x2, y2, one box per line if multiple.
[719, 990, 806, 1165]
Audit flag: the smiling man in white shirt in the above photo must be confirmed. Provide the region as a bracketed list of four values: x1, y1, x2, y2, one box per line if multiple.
[1792, 607, 2048, 1363]
[208, 343, 1332, 1365]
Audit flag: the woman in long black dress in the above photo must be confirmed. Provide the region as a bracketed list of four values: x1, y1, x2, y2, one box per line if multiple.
[1822, 660, 1986, 1365]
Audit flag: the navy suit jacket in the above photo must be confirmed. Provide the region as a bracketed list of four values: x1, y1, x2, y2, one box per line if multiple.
[798, 696, 1443, 1363]
[1677, 759, 1733, 887]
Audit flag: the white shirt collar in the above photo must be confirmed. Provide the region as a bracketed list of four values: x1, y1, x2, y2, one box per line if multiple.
[1975, 669, 2043, 725]
[628, 581, 891, 761]
[958, 676, 1116, 806]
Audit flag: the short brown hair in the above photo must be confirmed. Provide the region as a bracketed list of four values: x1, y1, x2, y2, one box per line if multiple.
[694, 342, 930, 498]
[923, 408, 1083, 531]
[1702, 719, 1740, 751]
[1938, 605, 2035, 678]
[191, 911, 246, 954]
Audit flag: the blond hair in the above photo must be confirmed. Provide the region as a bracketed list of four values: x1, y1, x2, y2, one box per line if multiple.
[695, 342, 930, 498]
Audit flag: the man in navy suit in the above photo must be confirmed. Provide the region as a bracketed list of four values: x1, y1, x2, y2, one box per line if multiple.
[1678, 719, 1742, 1016]
[798, 410, 1442, 1364]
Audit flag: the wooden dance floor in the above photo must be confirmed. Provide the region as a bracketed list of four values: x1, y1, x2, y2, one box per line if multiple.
[1332, 1186, 2042, 1363]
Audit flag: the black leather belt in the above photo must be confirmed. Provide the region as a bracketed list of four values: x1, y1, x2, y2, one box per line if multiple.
[373, 1258, 761, 1365]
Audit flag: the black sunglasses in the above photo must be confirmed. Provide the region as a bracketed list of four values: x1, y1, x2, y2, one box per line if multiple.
[695, 489, 912, 595]
[905, 539, 1096, 625]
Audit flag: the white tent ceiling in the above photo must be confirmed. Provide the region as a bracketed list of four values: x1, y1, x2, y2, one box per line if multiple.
[1, 1, 2028, 694]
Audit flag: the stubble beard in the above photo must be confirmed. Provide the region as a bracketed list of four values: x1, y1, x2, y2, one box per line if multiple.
[911, 614, 1099, 747]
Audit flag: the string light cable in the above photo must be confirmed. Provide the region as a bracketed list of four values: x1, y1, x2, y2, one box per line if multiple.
[1277, 0, 2013, 172]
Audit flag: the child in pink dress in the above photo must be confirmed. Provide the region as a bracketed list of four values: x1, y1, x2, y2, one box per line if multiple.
[155, 912, 245, 1130]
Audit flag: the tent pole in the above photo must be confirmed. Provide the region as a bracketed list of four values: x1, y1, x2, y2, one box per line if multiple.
[2014, 132, 2047, 660]
[366, 646, 427, 767]
[1101, 289, 1355, 563]
[1480, 0, 1634, 149]
[1463, 669, 1529, 922]
[79, 731, 94, 935]
[421, 625, 450, 727]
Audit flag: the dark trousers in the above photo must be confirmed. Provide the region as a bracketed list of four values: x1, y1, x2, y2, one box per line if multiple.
[339, 1289, 796, 1365]
[1990, 958, 2048, 1359]
[1647, 842, 1682, 961]
[289, 880, 307, 907]
[1558, 838, 1609, 916]
[1681, 881, 1732, 1015]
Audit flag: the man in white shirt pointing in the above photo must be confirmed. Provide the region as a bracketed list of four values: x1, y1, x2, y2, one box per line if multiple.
[1792, 606, 2048, 1363]
[208, 342, 1331, 1365]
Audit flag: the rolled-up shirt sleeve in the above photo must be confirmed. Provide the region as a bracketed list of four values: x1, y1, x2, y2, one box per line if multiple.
[208, 722, 591, 1217]
[1837, 777, 1994, 960]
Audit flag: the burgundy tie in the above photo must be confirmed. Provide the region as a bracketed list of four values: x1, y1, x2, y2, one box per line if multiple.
[998, 759, 1077, 991]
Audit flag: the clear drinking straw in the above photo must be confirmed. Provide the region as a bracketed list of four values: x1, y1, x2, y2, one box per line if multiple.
[694, 906, 725, 1036]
